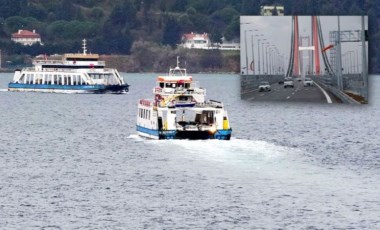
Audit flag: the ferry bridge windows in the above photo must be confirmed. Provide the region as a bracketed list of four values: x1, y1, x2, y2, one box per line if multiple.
[165, 83, 177, 88]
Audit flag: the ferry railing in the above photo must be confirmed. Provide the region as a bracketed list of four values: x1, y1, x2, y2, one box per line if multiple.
[32, 60, 106, 66]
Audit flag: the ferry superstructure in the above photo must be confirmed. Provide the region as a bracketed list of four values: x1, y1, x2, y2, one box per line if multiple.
[8, 39, 129, 94]
[137, 58, 232, 140]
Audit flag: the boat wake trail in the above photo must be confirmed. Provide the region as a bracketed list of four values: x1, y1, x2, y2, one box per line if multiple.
[0, 88, 8, 92]
[149, 138, 303, 166]
[126, 134, 146, 141]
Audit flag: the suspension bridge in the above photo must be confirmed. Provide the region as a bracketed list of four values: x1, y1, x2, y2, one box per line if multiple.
[241, 16, 368, 104]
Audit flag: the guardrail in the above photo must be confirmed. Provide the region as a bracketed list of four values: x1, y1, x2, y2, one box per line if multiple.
[312, 76, 361, 104]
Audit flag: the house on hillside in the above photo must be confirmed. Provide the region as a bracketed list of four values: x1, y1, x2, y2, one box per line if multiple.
[11, 29, 42, 46]
[180, 33, 240, 50]
[180, 32, 212, 49]
[260, 5, 284, 16]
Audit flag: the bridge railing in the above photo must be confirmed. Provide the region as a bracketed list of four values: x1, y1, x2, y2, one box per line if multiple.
[311, 75, 361, 104]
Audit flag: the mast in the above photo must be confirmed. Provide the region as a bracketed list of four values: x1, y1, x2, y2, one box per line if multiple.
[82, 39, 87, 55]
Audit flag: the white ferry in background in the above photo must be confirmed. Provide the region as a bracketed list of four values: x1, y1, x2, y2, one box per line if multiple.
[8, 39, 129, 94]
[137, 58, 232, 140]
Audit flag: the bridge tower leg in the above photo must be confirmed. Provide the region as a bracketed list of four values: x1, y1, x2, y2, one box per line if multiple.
[312, 16, 321, 75]
[293, 16, 300, 76]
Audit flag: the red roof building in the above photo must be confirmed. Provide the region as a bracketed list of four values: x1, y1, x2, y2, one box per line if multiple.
[11, 30, 42, 46]
[181, 32, 211, 49]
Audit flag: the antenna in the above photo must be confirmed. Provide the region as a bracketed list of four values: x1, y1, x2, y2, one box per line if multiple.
[176, 56, 180, 68]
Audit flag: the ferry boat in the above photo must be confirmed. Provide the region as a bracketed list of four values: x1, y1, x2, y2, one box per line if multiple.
[8, 39, 129, 94]
[136, 58, 232, 140]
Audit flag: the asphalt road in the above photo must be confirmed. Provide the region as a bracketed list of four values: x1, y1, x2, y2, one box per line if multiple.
[243, 79, 340, 103]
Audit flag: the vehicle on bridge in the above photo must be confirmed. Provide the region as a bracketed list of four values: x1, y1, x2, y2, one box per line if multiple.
[303, 78, 314, 87]
[258, 81, 271, 92]
[284, 78, 294, 88]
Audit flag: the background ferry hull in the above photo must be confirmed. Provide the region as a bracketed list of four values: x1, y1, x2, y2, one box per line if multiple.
[8, 83, 128, 94]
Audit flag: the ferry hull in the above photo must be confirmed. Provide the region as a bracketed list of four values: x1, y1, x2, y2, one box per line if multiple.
[137, 125, 232, 140]
[8, 83, 129, 94]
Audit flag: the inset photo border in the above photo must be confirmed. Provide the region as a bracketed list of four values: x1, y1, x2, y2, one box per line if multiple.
[240, 16, 368, 104]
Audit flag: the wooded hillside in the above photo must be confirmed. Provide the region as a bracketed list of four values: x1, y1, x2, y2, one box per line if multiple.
[0, 0, 378, 73]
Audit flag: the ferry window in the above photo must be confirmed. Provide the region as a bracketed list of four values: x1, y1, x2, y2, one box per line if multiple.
[159, 83, 164, 88]
[57, 75, 62, 85]
[29, 74, 33, 84]
[165, 83, 171, 87]
[185, 83, 190, 88]
[19, 74, 25, 83]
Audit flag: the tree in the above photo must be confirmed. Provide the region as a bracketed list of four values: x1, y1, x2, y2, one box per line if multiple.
[4, 16, 27, 35]
[90, 7, 104, 21]
[223, 16, 239, 41]
[211, 6, 239, 25]
[178, 14, 194, 32]
[0, 0, 23, 19]
[108, 0, 137, 29]
[162, 17, 181, 47]
[241, 0, 260, 15]
[171, 0, 188, 12]
[55, 0, 76, 21]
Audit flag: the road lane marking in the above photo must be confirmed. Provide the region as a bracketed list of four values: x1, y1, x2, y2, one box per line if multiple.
[314, 82, 332, 103]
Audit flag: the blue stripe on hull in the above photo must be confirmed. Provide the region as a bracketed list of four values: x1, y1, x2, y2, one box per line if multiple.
[136, 125, 232, 140]
[9, 83, 106, 90]
[8, 83, 128, 93]
[136, 125, 160, 137]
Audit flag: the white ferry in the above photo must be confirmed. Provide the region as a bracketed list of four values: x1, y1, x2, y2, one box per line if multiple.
[137, 58, 232, 140]
[8, 39, 129, 94]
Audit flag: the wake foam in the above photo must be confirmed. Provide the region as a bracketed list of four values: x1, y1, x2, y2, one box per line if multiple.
[147, 137, 303, 166]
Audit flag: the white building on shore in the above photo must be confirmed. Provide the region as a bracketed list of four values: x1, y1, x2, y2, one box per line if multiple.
[261, 5, 284, 16]
[11, 29, 42, 46]
[181, 32, 211, 49]
[180, 32, 240, 51]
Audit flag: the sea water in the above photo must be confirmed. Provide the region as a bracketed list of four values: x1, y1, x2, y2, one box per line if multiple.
[0, 73, 379, 229]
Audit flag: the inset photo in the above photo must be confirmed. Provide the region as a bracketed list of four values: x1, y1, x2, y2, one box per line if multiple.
[240, 16, 368, 104]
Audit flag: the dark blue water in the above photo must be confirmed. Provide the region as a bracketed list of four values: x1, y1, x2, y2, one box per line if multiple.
[1, 73, 379, 229]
